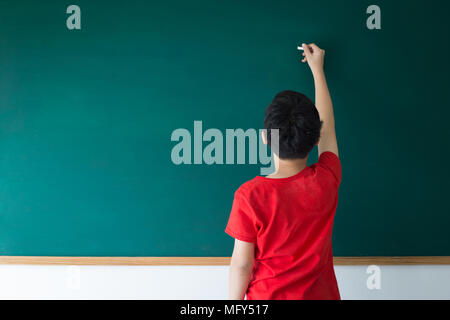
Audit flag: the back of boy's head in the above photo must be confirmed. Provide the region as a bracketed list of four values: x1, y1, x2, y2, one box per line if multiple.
[264, 90, 322, 159]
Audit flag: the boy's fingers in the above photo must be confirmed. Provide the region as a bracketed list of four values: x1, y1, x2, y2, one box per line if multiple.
[309, 43, 319, 50]
[302, 43, 312, 57]
[309, 43, 324, 53]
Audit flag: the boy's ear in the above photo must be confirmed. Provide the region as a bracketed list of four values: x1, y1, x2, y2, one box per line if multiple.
[261, 130, 268, 145]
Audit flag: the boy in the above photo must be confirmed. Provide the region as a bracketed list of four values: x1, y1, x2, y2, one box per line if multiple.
[225, 43, 341, 300]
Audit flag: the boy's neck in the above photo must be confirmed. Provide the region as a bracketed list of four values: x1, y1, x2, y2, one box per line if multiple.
[268, 156, 309, 179]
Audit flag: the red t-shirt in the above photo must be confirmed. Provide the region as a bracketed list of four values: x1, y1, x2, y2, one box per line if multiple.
[225, 152, 341, 300]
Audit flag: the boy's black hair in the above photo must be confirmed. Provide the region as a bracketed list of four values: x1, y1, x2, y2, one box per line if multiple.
[264, 90, 322, 159]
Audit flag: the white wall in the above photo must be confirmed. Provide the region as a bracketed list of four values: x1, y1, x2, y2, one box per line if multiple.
[0, 265, 449, 300]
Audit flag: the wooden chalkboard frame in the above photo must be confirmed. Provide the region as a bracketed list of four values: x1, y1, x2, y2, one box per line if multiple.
[0, 257, 449, 265]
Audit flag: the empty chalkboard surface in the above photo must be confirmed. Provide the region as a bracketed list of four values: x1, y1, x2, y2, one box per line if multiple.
[0, 0, 449, 258]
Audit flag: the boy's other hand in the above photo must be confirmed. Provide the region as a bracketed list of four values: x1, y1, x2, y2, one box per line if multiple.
[302, 43, 325, 74]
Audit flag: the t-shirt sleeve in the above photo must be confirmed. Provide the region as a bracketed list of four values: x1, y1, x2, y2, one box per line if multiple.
[317, 152, 342, 184]
[225, 191, 258, 243]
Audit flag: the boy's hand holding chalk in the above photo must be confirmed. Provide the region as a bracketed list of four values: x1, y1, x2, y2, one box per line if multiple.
[298, 43, 325, 74]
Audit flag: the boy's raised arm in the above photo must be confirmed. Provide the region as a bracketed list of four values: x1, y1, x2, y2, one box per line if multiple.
[302, 43, 339, 157]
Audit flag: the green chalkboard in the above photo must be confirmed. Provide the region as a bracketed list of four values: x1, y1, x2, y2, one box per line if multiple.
[1, 0, 449, 257]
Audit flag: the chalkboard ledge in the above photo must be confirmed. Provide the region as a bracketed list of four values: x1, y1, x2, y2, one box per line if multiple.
[0, 256, 450, 265]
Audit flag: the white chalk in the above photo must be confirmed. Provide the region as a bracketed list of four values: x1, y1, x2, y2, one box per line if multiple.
[297, 46, 304, 51]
